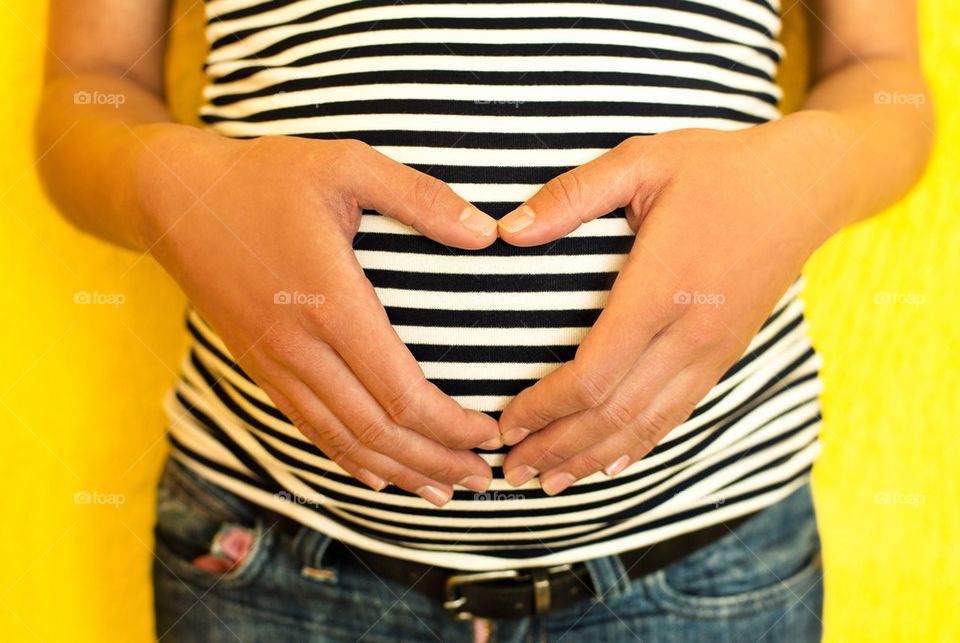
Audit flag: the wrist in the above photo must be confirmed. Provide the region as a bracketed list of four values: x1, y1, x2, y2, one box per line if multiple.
[128, 122, 229, 252]
[740, 109, 863, 249]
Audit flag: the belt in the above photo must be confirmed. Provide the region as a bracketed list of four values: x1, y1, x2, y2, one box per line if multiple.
[304, 512, 756, 621]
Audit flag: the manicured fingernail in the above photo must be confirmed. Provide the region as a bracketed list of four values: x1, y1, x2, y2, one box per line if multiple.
[505, 465, 538, 487]
[417, 485, 452, 507]
[501, 427, 530, 445]
[357, 468, 388, 491]
[459, 206, 497, 237]
[498, 206, 535, 233]
[604, 455, 631, 478]
[479, 437, 503, 450]
[541, 472, 576, 496]
[459, 475, 491, 492]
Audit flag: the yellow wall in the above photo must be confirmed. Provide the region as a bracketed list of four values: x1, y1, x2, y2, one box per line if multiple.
[0, 1, 957, 641]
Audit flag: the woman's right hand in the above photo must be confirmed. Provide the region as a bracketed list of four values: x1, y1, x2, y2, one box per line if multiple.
[132, 125, 501, 506]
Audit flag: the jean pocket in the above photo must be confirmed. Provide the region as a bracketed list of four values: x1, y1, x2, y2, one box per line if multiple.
[153, 457, 275, 591]
[643, 485, 823, 618]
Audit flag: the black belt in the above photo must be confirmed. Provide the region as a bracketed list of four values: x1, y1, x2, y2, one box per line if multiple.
[304, 512, 756, 621]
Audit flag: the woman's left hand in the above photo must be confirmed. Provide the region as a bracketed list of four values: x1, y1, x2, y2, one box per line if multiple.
[496, 118, 842, 494]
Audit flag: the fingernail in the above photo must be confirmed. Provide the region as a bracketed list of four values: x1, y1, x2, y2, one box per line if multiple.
[459, 475, 491, 493]
[356, 468, 388, 491]
[498, 206, 536, 233]
[479, 437, 503, 450]
[505, 465, 538, 487]
[541, 472, 576, 496]
[604, 455, 631, 478]
[459, 206, 497, 237]
[417, 485, 452, 507]
[501, 427, 530, 445]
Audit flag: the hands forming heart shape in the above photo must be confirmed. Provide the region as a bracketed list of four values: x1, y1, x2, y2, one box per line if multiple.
[140, 116, 836, 507]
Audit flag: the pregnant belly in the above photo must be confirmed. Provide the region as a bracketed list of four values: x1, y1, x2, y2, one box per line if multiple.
[196, 3, 785, 413]
[353, 210, 636, 413]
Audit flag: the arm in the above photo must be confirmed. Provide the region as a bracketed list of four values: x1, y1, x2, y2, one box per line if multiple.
[36, 0, 174, 250]
[742, 0, 934, 235]
[36, 0, 504, 505]
[495, 0, 933, 492]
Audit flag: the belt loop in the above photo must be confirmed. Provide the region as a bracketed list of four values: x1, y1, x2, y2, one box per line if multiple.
[583, 554, 632, 600]
[531, 569, 551, 614]
[290, 526, 336, 579]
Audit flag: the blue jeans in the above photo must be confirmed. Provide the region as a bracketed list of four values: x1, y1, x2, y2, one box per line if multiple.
[153, 458, 824, 642]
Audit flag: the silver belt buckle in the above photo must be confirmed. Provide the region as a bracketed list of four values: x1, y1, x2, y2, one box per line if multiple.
[442, 565, 572, 620]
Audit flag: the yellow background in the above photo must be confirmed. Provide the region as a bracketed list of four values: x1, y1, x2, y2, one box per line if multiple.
[1, 1, 957, 641]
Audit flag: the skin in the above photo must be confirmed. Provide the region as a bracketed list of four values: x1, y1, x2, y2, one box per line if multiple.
[37, 0, 504, 508]
[37, 1, 933, 505]
[496, 1, 935, 494]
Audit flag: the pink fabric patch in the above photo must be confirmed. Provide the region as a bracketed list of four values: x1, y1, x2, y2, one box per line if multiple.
[473, 618, 491, 643]
[191, 525, 255, 573]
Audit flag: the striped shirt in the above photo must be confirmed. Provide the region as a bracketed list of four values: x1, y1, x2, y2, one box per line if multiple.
[164, 0, 824, 570]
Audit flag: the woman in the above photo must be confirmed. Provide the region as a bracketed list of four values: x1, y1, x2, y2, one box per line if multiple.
[36, 1, 932, 641]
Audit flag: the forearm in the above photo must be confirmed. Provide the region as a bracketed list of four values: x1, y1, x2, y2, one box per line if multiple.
[806, 54, 933, 221]
[35, 72, 202, 252]
[744, 56, 933, 245]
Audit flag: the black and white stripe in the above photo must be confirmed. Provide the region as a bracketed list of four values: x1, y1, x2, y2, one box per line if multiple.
[165, 0, 823, 570]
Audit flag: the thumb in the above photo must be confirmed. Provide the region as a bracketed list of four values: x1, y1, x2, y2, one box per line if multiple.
[346, 142, 498, 249]
[498, 138, 649, 247]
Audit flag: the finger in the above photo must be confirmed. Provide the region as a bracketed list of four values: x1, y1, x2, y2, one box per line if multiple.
[280, 345, 495, 492]
[537, 367, 714, 495]
[307, 255, 502, 450]
[502, 332, 689, 485]
[296, 406, 464, 506]
[497, 138, 650, 246]
[256, 379, 390, 492]
[268, 373, 491, 506]
[347, 142, 499, 249]
[498, 242, 680, 443]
